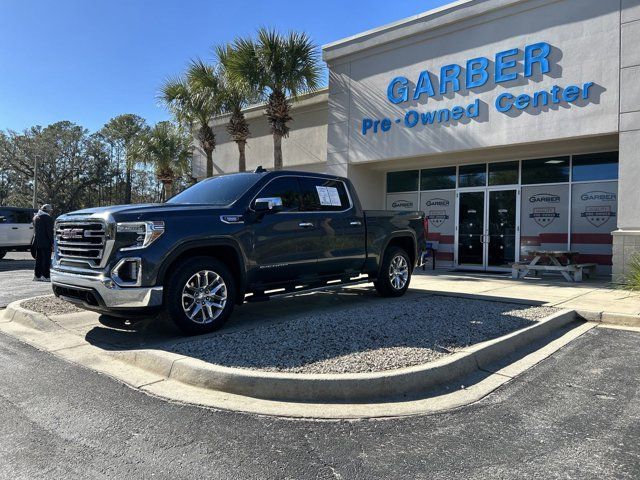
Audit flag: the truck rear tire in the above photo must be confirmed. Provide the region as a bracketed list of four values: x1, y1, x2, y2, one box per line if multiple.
[164, 256, 236, 335]
[374, 246, 412, 297]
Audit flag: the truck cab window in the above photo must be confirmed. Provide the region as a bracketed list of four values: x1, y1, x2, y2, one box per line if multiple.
[0, 210, 16, 223]
[299, 178, 351, 212]
[253, 177, 302, 212]
[15, 211, 33, 223]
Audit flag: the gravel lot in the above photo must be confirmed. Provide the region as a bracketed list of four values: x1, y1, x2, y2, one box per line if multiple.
[21, 295, 83, 316]
[170, 294, 558, 374]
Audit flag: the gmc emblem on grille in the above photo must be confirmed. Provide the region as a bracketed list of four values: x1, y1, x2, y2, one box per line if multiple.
[60, 228, 84, 240]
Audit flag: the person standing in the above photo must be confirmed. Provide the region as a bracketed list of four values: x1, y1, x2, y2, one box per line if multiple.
[33, 204, 54, 282]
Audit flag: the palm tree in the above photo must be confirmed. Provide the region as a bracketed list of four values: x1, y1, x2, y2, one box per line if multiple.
[214, 44, 258, 172]
[160, 60, 223, 178]
[224, 28, 321, 170]
[131, 121, 191, 201]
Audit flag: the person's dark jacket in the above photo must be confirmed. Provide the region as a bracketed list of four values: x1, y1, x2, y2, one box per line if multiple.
[33, 212, 54, 249]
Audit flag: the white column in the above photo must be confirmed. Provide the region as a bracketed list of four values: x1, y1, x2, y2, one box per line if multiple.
[613, 0, 640, 282]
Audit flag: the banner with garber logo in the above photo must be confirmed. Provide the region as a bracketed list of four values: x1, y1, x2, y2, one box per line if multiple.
[520, 184, 570, 258]
[385, 193, 418, 211]
[570, 181, 617, 269]
[420, 190, 455, 264]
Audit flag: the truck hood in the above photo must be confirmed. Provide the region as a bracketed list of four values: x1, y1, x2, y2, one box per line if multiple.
[57, 203, 230, 222]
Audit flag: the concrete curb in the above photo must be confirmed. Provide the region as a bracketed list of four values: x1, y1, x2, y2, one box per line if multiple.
[575, 310, 640, 328]
[4, 297, 576, 403]
[1, 302, 59, 332]
[0, 299, 593, 418]
[121, 309, 576, 402]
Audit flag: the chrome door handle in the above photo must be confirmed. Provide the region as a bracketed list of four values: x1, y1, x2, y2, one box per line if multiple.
[350, 221, 362, 226]
[298, 222, 314, 228]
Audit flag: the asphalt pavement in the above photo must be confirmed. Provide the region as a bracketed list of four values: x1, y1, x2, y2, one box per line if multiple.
[0, 252, 52, 308]
[0, 325, 638, 479]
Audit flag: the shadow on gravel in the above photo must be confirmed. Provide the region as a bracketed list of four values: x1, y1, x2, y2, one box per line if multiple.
[83, 314, 181, 349]
[83, 289, 556, 374]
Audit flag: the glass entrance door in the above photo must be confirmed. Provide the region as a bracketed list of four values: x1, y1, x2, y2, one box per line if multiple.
[487, 190, 517, 268]
[456, 188, 519, 270]
[458, 191, 485, 267]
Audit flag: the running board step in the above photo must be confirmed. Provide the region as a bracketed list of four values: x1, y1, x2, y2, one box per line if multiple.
[245, 278, 373, 303]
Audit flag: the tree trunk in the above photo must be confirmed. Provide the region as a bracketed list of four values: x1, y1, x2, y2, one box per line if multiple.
[198, 124, 216, 179]
[237, 141, 247, 172]
[161, 180, 173, 202]
[265, 91, 291, 171]
[124, 168, 132, 204]
[205, 149, 213, 178]
[273, 134, 283, 170]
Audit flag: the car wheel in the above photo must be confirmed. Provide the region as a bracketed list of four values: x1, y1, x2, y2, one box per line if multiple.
[0, 249, 6, 260]
[165, 256, 236, 335]
[374, 246, 412, 297]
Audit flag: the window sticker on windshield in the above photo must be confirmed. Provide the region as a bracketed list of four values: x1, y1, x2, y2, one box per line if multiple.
[316, 186, 332, 206]
[327, 187, 342, 206]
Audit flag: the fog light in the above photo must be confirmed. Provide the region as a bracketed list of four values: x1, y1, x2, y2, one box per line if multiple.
[111, 258, 142, 287]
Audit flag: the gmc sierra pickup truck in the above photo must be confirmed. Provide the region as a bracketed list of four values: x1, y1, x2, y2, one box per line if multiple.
[51, 170, 426, 334]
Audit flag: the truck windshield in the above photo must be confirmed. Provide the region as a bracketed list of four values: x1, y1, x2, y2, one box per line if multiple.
[166, 173, 262, 205]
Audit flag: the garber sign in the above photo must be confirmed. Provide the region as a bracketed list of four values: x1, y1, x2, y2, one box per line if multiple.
[361, 42, 597, 136]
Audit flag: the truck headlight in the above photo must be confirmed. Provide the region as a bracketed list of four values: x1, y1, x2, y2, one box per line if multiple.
[117, 221, 165, 251]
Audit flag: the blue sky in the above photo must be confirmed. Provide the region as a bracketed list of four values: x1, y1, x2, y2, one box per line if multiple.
[0, 0, 450, 133]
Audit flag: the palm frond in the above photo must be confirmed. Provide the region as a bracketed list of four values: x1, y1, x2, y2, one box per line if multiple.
[224, 27, 321, 100]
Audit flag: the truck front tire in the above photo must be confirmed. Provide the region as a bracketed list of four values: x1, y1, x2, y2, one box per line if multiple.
[164, 256, 236, 335]
[374, 246, 412, 297]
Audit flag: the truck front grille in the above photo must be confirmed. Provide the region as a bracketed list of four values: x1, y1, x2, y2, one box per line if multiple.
[55, 221, 108, 268]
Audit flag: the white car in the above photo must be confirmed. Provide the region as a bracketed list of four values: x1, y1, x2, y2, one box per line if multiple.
[0, 207, 37, 259]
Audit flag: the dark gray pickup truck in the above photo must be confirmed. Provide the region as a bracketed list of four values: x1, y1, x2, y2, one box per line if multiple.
[51, 169, 427, 334]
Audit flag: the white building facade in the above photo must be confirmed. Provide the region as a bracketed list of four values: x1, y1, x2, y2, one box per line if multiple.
[193, 0, 640, 281]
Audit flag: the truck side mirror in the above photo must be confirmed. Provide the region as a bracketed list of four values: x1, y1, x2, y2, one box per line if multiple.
[254, 197, 283, 213]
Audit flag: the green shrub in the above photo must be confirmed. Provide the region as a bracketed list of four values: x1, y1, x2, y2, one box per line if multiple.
[624, 253, 640, 291]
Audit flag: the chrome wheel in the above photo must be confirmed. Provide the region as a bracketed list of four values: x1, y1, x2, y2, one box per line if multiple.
[388, 254, 409, 290]
[181, 270, 227, 324]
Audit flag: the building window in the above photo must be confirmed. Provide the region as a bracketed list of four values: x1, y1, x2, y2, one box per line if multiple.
[489, 161, 519, 186]
[521, 157, 570, 184]
[572, 152, 619, 182]
[387, 170, 419, 193]
[570, 180, 617, 270]
[420, 167, 456, 190]
[458, 163, 486, 188]
[520, 184, 570, 259]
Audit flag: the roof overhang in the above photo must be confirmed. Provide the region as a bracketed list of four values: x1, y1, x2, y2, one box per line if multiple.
[322, 0, 527, 62]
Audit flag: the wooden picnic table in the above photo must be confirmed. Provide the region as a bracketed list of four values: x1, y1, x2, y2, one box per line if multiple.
[511, 250, 597, 282]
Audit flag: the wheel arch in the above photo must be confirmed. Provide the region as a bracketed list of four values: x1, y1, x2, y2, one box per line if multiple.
[157, 238, 247, 304]
[379, 231, 417, 276]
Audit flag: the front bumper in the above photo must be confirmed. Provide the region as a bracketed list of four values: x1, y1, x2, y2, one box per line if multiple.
[51, 268, 163, 310]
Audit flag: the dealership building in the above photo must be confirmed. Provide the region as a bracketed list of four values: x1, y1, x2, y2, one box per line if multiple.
[194, 0, 640, 281]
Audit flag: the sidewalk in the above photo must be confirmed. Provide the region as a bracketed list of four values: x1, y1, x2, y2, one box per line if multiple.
[411, 270, 640, 318]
